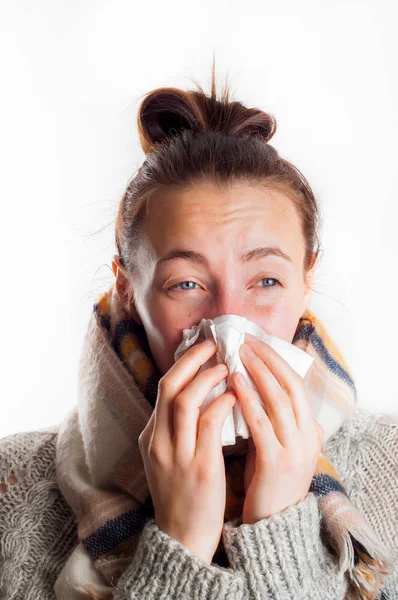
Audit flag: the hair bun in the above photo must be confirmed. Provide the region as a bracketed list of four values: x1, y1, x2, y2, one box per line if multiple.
[137, 87, 201, 155]
[137, 71, 277, 155]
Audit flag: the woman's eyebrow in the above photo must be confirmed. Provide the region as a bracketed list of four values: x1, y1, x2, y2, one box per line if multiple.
[156, 247, 293, 268]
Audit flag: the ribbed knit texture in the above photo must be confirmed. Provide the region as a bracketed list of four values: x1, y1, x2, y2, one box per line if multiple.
[1, 407, 397, 600]
[113, 520, 245, 599]
[223, 493, 348, 598]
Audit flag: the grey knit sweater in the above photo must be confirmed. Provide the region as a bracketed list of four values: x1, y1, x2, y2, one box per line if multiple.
[0, 406, 397, 600]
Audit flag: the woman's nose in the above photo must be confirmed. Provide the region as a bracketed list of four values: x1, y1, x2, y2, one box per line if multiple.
[205, 290, 245, 320]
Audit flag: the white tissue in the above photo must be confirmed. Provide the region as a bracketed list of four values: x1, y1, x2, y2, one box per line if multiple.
[174, 314, 314, 447]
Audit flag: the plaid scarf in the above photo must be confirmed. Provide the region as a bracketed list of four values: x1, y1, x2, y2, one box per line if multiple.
[54, 283, 394, 599]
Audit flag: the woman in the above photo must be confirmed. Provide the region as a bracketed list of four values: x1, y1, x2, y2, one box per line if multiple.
[0, 65, 397, 600]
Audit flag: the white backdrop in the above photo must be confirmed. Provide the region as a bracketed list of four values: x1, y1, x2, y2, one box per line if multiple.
[1, 0, 397, 438]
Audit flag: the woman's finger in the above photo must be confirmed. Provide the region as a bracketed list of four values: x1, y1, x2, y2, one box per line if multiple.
[173, 362, 230, 460]
[231, 372, 280, 462]
[238, 343, 298, 446]
[196, 390, 237, 460]
[151, 339, 218, 451]
[244, 334, 314, 433]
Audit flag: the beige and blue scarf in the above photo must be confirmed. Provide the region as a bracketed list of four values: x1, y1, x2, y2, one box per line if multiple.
[54, 282, 394, 599]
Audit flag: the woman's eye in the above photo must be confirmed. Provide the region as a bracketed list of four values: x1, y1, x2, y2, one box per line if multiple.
[256, 277, 280, 288]
[168, 278, 280, 291]
[169, 281, 200, 291]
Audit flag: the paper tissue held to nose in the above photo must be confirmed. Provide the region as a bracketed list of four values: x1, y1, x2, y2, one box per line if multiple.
[174, 314, 314, 447]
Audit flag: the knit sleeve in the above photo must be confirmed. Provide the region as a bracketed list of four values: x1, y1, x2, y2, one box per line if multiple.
[0, 428, 245, 600]
[112, 518, 245, 600]
[222, 492, 349, 599]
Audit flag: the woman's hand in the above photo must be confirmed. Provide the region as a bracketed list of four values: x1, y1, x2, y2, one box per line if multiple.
[230, 332, 325, 525]
[138, 338, 237, 565]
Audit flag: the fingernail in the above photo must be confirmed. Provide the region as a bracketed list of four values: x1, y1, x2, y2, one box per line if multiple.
[241, 343, 255, 356]
[236, 373, 247, 386]
[217, 363, 228, 371]
[204, 338, 216, 346]
[245, 333, 258, 342]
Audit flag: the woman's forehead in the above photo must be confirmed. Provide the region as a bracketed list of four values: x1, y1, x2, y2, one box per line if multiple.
[144, 183, 304, 263]
[148, 182, 295, 217]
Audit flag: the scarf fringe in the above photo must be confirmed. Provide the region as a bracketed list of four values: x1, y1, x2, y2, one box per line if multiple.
[334, 520, 394, 599]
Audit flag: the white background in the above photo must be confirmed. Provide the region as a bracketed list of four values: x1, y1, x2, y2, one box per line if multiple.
[1, 0, 397, 438]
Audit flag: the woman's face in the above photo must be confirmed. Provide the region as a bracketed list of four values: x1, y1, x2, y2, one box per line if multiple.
[114, 182, 316, 376]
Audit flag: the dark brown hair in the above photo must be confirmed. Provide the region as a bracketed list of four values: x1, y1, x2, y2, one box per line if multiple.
[115, 61, 322, 307]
